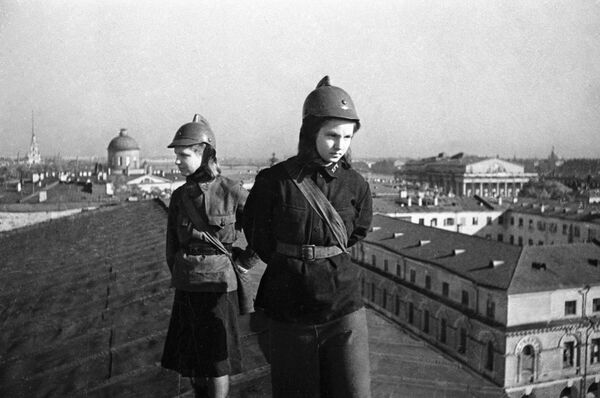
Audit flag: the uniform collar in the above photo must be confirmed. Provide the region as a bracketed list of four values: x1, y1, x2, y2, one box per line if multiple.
[302, 162, 341, 178]
[185, 169, 216, 195]
[291, 156, 342, 180]
[320, 162, 340, 178]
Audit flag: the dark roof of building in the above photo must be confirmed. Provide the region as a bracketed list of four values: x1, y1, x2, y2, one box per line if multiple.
[108, 129, 140, 151]
[0, 201, 503, 397]
[367, 214, 600, 295]
[366, 215, 523, 290]
[508, 243, 600, 294]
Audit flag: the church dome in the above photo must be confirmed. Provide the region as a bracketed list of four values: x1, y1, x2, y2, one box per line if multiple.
[108, 129, 140, 151]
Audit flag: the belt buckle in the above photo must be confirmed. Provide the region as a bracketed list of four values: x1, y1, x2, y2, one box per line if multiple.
[300, 244, 316, 261]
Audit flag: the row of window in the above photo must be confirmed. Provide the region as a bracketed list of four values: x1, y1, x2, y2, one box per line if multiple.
[511, 216, 583, 237]
[562, 339, 600, 368]
[367, 254, 496, 320]
[517, 338, 600, 385]
[420, 216, 494, 228]
[564, 299, 600, 315]
[362, 280, 495, 371]
[497, 234, 547, 246]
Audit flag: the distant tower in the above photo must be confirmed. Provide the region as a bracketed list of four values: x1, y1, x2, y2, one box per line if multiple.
[107, 128, 141, 172]
[27, 112, 41, 165]
[548, 146, 558, 164]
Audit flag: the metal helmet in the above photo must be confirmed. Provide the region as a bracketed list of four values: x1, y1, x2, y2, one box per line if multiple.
[167, 114, 216, 148]
[302, 76, 360, 128]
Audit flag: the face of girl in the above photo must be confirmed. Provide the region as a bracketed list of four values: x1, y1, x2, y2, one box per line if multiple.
[174, 146, 202, 176]
[315, 119, 355, 165]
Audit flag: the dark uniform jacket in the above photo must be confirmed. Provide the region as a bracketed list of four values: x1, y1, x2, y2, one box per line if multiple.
[243, 156, 372, 324]
[167, 171, 257, 292]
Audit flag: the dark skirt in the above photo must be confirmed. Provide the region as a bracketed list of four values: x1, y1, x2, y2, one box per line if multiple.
[161, 289, 242, 377]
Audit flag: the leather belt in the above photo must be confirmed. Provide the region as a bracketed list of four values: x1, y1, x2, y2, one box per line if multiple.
[185, 243, 232, 256]
[275, 241, 343, 261]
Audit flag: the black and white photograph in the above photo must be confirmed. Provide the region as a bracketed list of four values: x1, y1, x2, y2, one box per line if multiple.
[1, 1, 600, 397]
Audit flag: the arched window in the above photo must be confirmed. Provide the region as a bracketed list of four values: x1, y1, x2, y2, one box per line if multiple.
[486, 341, 494, 371]
[563, 341, 575, 368]
[520, 345, 535, 381]
[559, 334, 579, 370]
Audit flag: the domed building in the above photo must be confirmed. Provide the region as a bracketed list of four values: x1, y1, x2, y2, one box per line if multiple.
[107, 129, 140, 173]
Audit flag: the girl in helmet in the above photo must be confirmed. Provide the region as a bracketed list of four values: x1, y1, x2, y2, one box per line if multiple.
[243, 77, 373, 398]
[161, 114, 258, 398]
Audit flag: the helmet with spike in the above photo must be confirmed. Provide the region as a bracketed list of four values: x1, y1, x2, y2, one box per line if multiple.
[167, 114, 216, 148]
[302, 76, 360, 129]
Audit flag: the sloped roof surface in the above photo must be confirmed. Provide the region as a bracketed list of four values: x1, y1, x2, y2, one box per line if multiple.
[366, 215, 523, 290]
[0, 202, 504, 397]
[508, 243, 600, 294]
[0, 201, 268, 397]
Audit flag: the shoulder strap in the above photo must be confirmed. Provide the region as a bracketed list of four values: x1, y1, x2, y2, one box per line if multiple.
[180, 191, 230, 256]
[283, 161, 348, 250]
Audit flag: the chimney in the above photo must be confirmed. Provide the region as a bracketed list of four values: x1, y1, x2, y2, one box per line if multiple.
[419, 239, 431, 246]
[540, 204, 545, 213]
[407, 197, 412, 207]
[418, 197, 423, 206]
[490, 260, 504, 268]
[433, 196, 439, 206]
[531, 262, 546, 270]
[393, 232, 404, 238]
[453, 249, 466, 256]
[498, 197, 503, 206]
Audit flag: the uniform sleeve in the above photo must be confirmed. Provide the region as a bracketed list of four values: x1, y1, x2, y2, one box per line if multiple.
[165, 190, 180, 273]
[348, 179, 373, 247]
[232, 182, 262, 270]
[243, 170, 276, 263]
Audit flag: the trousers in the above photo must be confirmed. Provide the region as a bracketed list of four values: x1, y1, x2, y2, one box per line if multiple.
[268, 307, 371, 398]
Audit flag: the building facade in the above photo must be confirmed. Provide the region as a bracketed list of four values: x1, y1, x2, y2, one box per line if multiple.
[356, 215, 600, 398]
[376, 196, 600, 247]
[400, 154, 537, 197]
[496, 205, 600, 247]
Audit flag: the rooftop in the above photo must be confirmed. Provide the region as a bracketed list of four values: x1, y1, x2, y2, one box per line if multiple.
[366, 214, 600, 294]
[366, 214, 523, 290]
[373, 195, 508, 215]
[509, 243, 600, 294]
[0, 201, 503, 397]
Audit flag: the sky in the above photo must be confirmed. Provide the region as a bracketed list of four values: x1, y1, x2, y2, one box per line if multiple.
[1, 0, 600, 161]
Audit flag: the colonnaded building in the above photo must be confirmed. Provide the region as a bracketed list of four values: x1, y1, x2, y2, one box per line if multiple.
[400, 153, 537, 197]
[357, 214, 600, 398]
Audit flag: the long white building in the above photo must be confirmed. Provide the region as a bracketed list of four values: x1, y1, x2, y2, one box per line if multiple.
[357, 215, 600, 398]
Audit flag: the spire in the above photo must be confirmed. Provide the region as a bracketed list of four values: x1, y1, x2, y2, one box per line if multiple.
[27, 110, 41, 165]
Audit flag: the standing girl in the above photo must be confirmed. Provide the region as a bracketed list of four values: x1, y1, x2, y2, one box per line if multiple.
[244, 77, 373, 398]
[161, 114, 256, 398]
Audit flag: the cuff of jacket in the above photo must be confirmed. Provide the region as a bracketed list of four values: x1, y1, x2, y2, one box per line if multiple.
[236, 247, 262, 270]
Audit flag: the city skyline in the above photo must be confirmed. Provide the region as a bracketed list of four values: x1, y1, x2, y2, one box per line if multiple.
[2, 1, 600, 160]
